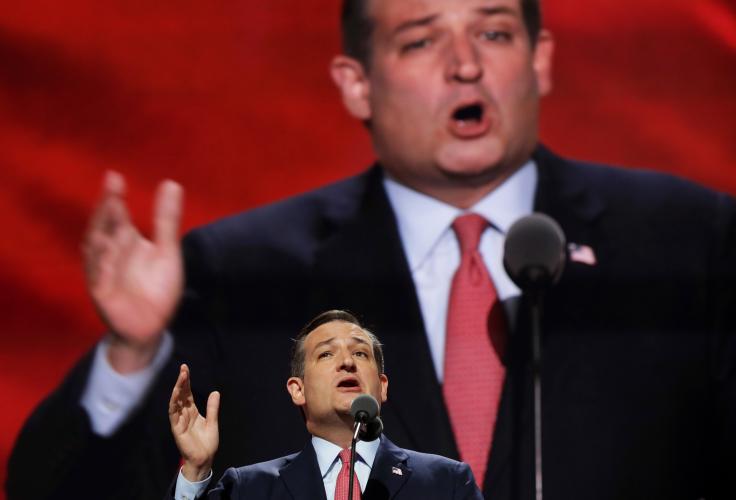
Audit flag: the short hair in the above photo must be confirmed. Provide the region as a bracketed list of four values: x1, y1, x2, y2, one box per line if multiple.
[290, 310, 385, 378]
[341, 0, 543, 67]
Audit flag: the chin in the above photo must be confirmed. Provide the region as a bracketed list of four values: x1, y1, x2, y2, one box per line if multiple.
[436, 141, 506, 180]
[334, 395, 354, 411]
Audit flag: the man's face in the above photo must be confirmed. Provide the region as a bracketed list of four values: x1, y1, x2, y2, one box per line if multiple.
[332, 0, 553, 202]
[287, 321, 388, 428]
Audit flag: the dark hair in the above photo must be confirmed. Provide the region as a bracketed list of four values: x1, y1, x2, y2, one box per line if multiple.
[341, 0, 543, 67]
[290, 310, 385, 378]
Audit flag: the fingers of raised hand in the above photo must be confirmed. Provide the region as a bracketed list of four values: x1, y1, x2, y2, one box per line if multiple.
[89, 172, 131, 236]
[169, 365, 196, 425]
[153, 180, 183, 249]
[84, 172, 141, 286]
[104, 170, 126, 197]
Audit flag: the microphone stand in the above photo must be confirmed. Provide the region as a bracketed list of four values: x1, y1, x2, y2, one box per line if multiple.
[348, 421, 362, 500]
[529, 290, 544, 500]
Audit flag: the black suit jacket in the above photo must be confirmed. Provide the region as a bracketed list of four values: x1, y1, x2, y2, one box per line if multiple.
[8, 147, 736, 499]
[179, 436, 482, 500]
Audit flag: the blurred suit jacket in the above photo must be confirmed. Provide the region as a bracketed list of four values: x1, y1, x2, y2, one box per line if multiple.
[8, 146, 735, 499]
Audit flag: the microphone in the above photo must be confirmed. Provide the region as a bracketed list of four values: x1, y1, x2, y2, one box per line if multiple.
[350, 394, 379, 424]
[502, 213, 566, 500]
[503, 213, 566, 293]
[358, 416, 383, 441]
[348, 394, 381, 500]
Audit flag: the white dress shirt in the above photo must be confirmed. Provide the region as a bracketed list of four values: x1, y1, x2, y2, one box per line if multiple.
[81, 161, 537, 432]
[80, 331, 173, 435]
[174, 436, 380, 500]
[383, 161, 537, 381]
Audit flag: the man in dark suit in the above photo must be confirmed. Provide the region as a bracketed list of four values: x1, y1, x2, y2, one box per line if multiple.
[167, 310, 482, 499]
[7, 0, 735, 499]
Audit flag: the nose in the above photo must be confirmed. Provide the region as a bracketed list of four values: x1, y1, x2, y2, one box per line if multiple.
[446, 36, 483, 83]
[338, 351, 357, 372]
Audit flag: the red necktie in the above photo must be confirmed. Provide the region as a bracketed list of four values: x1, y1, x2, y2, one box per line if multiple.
[334, 448, 361, 500]
[443, 213, 507, 489]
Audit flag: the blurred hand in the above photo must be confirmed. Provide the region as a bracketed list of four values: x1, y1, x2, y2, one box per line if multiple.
[169, 364, 220, 481]
[83, 171, 184, 372]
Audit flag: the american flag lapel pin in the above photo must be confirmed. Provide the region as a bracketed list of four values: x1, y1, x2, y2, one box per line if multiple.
[568, 243, 597, 266]
[392, 466, 403, 476]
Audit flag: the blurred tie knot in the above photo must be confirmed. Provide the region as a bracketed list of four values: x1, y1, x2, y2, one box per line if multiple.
[451, 213, 488, 253]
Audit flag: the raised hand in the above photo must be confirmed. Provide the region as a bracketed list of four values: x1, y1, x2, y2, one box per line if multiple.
[83, 171, 184, 372]
[169, 364, 220, 482]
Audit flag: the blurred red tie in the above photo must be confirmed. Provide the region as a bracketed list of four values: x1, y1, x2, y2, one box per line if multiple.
[443, 213, 507, 489]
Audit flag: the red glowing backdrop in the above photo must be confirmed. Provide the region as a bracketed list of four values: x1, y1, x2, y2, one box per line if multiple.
[1, 0, 734, 493]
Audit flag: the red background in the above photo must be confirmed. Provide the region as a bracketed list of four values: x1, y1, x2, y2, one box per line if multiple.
[1, 0, 734, 493]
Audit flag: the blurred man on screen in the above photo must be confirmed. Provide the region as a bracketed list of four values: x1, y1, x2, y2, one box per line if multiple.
[7, 0, 735, 499]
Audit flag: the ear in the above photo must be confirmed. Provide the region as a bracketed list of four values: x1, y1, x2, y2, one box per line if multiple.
[379, 373, 388, 403]
[330, 55, 372, 120]
[287, 377, 306, 407]
[533, 29, 554, 97]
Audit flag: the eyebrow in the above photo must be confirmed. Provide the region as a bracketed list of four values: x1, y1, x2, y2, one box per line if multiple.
[392, 14, 439, 36]
[476, 6, 519, 18]
[392, 5, 518, 36]
[312, 336, 371, 352]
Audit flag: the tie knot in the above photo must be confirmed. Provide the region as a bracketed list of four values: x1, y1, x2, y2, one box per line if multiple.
[339, 448, 352, 465]
[451, 213, 488, 253]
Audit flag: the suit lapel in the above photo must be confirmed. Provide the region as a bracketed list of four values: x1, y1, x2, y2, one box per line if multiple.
[363, 437, 412, 500]
[311, 167, 458, 459]
[279, 442, 328, 500]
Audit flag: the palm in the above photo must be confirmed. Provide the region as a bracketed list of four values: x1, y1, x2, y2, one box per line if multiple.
[92, 235, 183, 344]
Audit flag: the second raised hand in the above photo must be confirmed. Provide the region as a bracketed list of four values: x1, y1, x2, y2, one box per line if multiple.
[169, 364, 221, 482]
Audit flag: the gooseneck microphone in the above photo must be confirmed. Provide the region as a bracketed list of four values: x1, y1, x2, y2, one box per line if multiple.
[350, 393, 379, 424]
[358, 415, 384, 441]
[503, 214, 566, 500]
[348, 394, 382, 500]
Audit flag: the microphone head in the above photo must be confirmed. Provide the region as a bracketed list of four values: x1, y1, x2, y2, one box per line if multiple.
[503, 213, 566, 292]
[350, 394, 379, 423]
[358, 416, 384, 441]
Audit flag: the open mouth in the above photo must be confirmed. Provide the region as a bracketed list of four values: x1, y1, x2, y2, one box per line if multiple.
[452, 103, 484, 124]
[448, 101, 490, 138]
[337, 378, 361, 390]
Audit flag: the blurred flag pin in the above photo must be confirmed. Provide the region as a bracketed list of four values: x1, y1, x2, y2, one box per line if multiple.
[568, 243, 597, 266]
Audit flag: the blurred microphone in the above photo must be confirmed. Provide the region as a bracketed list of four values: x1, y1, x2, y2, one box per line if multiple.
[503, 213, 566, 292]
[350, 394, 379, 424]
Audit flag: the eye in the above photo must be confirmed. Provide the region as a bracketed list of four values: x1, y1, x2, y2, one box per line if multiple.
[401, 38, 432, 53]
[354, 350, 369, 358]
[480, 30, 512, 43]
[318, 351, 333, 359]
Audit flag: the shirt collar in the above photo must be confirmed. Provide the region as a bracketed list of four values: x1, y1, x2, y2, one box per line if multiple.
[383, 160, 538, 271]
[311, 435, 381, 478]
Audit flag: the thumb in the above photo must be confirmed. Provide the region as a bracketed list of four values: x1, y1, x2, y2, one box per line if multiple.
[153, 179, 183, 249]
[206, 391, 220, 428]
